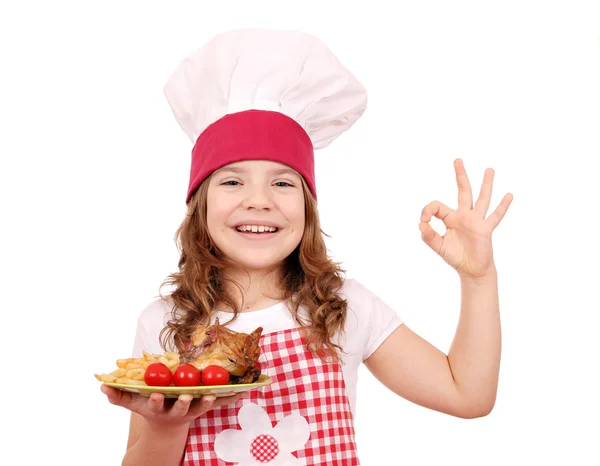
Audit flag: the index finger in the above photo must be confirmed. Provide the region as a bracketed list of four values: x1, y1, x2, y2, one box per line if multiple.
[421, 200, 454, 223]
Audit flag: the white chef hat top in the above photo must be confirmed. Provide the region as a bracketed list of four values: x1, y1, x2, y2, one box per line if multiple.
[163, 28, 368, 203]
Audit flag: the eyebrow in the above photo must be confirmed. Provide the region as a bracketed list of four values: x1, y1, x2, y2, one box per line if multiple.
[215, 166, 300, 177]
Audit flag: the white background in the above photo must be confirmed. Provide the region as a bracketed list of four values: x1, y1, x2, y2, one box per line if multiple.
[1, 1, 599, 464]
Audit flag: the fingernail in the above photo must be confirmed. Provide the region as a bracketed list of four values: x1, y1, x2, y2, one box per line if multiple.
[203, 395, 216, 403]
[179, 394, 193, 402]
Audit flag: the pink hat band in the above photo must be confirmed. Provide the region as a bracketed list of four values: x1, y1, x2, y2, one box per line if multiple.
[186, 110, 316, 204]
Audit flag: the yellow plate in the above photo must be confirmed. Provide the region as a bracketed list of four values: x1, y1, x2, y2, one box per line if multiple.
[102, 374, 272, 398]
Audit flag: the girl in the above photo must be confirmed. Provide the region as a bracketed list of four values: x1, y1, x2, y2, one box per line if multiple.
[100, 29, 513, 466]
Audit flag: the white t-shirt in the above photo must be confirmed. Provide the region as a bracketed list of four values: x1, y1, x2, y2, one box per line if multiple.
[132, 278, 403, 417]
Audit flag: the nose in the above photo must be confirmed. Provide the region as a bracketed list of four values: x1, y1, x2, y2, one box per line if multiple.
[241, 184, 274, 211]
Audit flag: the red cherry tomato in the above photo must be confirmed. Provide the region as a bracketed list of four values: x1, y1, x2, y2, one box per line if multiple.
[201, 365, 230, 386]
[144, 362, 173, 386]
[173, 364, 201, 387]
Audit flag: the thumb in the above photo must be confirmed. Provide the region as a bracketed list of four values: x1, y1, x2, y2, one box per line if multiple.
[419, 221, 443, 253]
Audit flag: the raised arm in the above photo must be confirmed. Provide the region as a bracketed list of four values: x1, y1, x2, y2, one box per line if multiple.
[364, 159, 513, 418]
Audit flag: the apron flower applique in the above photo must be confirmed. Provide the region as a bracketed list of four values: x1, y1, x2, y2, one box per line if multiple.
[214, 403, 311, 465]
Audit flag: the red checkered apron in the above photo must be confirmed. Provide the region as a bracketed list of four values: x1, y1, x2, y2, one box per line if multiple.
[182, 327, 359, 465]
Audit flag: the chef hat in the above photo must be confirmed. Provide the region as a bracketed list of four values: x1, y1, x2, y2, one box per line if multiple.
[163, 28, 368, 204]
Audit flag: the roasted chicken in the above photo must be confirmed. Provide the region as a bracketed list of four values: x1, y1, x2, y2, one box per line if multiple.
[180, 318, 263, 384]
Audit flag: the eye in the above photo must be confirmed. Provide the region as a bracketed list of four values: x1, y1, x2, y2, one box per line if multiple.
[274, 181, 293, 187]
[221, 180, 240, 186]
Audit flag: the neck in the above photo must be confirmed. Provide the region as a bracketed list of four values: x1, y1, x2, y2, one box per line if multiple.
[220, 266, 285, 312]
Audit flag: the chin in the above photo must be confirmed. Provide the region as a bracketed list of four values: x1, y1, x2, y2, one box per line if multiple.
[227, 251, 287, 272]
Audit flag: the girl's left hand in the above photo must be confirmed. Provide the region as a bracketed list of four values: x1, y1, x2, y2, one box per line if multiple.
[419, 159, 513, 280]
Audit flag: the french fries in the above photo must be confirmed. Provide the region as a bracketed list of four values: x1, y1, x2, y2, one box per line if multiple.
[95, 350, 180, 386]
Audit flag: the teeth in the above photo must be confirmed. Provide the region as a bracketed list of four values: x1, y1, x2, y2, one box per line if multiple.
[236, 225, 277, 233]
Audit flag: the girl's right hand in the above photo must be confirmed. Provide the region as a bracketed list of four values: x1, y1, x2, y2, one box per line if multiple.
[100, 384, 241, 430]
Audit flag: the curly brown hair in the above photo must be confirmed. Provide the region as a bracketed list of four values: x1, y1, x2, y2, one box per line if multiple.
[158, 174, 348, 362]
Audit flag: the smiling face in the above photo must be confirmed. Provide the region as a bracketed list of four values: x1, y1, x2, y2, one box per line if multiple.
[206, 160, 306, 272]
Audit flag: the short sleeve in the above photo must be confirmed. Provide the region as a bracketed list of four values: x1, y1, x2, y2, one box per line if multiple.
[339, 279, 403, 361]
[131, 299, 172, 357]
[361, 285, 404, 360]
